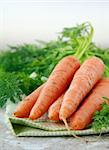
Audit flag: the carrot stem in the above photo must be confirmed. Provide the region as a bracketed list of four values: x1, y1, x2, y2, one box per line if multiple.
[74, 22, 94, 59]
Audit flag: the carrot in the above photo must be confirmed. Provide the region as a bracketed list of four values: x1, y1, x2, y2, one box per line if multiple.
[29, 56, 80, 120]
[48, 94, 64, 121]
[69, 78, 109, 130]
[59, 56, 104, 128]
[14, 84, 44, 118]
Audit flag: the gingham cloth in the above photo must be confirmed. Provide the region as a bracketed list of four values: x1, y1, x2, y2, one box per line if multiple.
[5, 102, 109, 137]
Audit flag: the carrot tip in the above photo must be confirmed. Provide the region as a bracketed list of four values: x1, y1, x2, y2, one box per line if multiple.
[13, 112, 18, 117]
[29, 114, 35, 120]
[62, 117, 70, 131]
[62, 118, 83, 139]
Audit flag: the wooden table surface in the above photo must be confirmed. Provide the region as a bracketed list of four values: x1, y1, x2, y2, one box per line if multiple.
[0, 109, 109, 150]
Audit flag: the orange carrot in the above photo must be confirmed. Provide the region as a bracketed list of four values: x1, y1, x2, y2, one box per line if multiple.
[48, 94, 64, 121]
[59, 56, 104, 128]
[69, 78, 109, 130]
[14, 84, 44, 118]
[29, 56, 80, 120]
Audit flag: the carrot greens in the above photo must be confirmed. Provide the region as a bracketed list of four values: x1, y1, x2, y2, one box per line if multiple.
[92, 101, 109, 130]
[0, 22, 109, 108]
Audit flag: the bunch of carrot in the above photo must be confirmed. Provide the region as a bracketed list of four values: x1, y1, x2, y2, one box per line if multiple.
[14, 54, 109, 130]
[14, 23, 109, 130]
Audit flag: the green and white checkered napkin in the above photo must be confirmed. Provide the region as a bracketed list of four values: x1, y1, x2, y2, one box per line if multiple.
[5, 102, 109, 137]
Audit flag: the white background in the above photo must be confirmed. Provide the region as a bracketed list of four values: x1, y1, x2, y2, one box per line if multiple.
[1, 0, 109, 49]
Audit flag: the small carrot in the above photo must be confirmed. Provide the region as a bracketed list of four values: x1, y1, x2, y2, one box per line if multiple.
[69, 78, 109, 130]
[29, 56, 80, 120]
[14, 84, 44, 118]
[48, 94, 64, 121]
[59, 56, 104, 129]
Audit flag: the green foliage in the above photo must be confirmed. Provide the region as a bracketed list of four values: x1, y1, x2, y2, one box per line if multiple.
[17, 72, 43, 95]
[92, 102, 109, 130]
[0, 72, 23, 107]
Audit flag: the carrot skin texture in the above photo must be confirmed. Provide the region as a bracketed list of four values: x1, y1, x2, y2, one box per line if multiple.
[60, 56, 104, 120]
[69, 78, 109, 130]
[14, 84, 44, 118]
[48, 94, 64, 121]
[29, 56, 80, 120]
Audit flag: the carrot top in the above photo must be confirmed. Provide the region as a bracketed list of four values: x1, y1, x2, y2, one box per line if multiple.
[74, 22, 94, 59]
[92, 97, 109, 130]
[1, 22, 109, 108]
